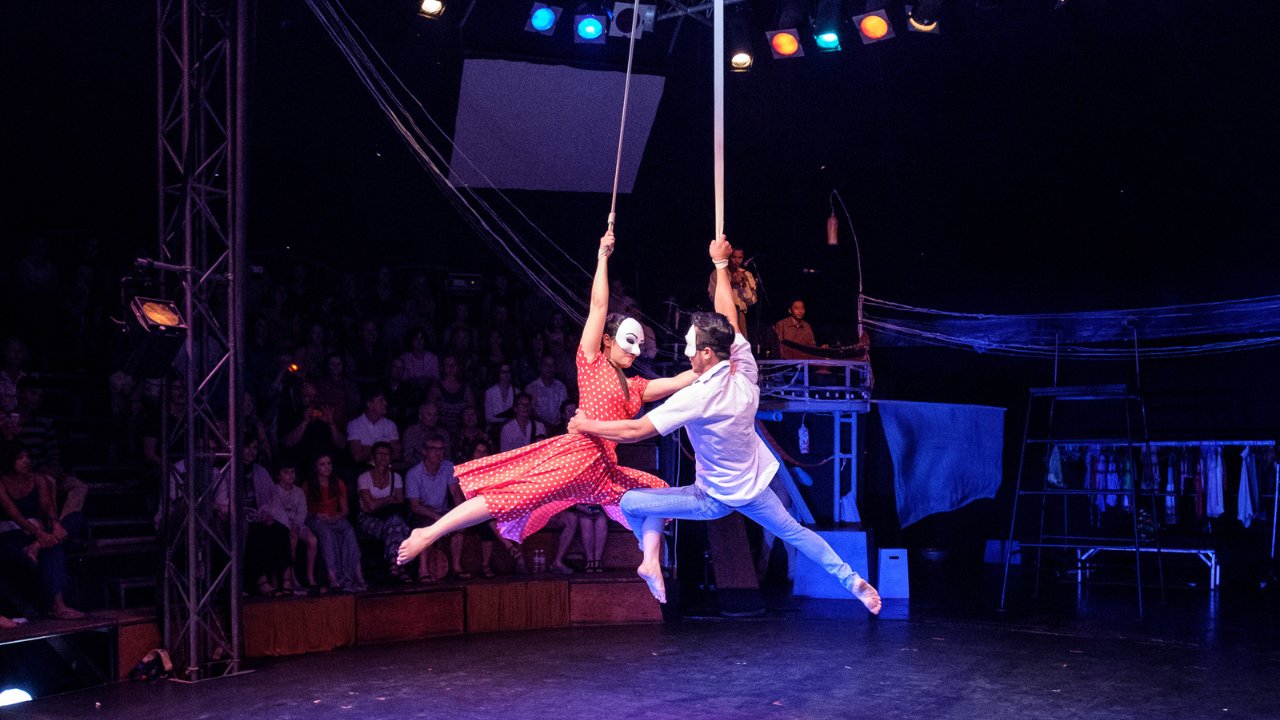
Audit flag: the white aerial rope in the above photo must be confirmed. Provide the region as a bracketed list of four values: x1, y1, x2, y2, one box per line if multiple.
[608, 0, 644, 231]
[713, 0, 725, 240]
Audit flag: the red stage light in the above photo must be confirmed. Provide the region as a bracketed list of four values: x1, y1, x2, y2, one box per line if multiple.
[770, 30, 801, 57]
[859, 15, 888, 40]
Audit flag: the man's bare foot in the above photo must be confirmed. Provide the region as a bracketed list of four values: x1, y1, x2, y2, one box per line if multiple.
[637, 560, 666, 604]
[396, 528, 433, 566]
[0, 615, 17, 629]
[851, 575, 881, 615]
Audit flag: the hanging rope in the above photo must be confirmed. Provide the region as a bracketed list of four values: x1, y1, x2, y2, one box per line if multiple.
[608, 0, 644, 231]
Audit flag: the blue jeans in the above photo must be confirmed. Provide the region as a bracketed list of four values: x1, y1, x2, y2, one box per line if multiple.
[619, 484, 859, 593]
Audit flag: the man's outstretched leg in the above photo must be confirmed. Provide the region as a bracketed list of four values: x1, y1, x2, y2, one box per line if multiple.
[738, 490, 881, 615]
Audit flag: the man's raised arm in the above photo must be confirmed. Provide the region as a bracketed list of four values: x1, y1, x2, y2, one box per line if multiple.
[709, 236, 738, 334]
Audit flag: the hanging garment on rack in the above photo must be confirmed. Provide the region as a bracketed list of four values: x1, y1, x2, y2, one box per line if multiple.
[1239, 447, 1259, 528]
[1183, 448, 1205, 520]
[1203, 445, 1225, 518]
[1103, 449, 1122, 510]
[1164, 462, 1178, 526]
[1120, 452, 1133, 510]
[1046, 446, 1063, 488]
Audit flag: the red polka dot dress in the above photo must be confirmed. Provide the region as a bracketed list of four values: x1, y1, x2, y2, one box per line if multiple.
[456, 347, 667, 541]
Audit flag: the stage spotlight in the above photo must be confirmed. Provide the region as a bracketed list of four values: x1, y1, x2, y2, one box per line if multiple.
[118, 296, 187, 379]
[526, 3, 562, 34]
[813, 0, 843, 52]
[767, 0, 805, 59]
[609, 2, 655, 39]
[574, 2, 607, 44]
[766, 29, 803, 58]
[907, 0, 945, 33]
[853, 9, 894, 44]
[0, 689, 33, 707]
[417, 0, 444, 19]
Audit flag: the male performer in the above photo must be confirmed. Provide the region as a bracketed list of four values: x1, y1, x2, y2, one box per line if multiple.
[569, 237, 880, 614]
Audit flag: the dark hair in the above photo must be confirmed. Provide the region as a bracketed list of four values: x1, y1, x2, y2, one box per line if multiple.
[602, 312, 630, 346]
[309, 453, 341, 503]
[362, 386, 386, 405]
[691, 311, 734, 360]
[371, 441, 393, 457]
[0, 442, 27, 474]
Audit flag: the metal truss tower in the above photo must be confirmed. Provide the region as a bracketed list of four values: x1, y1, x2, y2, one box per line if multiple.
[156, 0, 249, 681]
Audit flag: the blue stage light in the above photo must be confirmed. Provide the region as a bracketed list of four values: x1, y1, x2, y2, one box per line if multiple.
[531, 7, 557, 31]
[575, 15, 605, 42]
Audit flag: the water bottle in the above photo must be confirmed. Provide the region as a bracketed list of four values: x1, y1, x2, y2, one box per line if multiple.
[798, 422, 810, 455]
[533, 548, 546, 573]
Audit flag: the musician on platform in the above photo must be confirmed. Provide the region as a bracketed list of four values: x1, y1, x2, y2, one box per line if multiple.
[773, 299, 816, 360]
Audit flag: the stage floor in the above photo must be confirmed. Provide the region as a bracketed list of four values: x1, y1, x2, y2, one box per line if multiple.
[3, 568, 1278, 720]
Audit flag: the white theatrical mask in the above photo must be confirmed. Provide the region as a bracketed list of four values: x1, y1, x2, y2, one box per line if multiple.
[684, 325, 698, 358]
[615, 317, 645, 357]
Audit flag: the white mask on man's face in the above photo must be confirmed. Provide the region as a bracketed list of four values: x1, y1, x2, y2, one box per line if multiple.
[684, 325, 698, 358]
[615, 318, 644, 357]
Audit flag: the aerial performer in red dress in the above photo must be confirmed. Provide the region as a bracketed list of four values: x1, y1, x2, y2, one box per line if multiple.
[396, 230, 696, 567]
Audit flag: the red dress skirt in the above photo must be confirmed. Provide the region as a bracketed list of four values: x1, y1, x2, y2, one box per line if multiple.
[457, 347, 667, 540]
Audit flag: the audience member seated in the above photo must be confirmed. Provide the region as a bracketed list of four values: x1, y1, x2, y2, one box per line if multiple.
[463, 438, 528, 576]
[297, 322, 331, 382]
[479, 328, 509, 390]
[140, 378, 187, 472]
[0, 443, 83, 619]
[427, 355, 475, 434]
[485, 303, 521, 360]
[356, 441, 412, 584]
[499, 393, 546, 453]
[402, 401, 453, 468]
[385, 356, 424, 429]
[513, 332, 547, 389]
[576, 505, 609, 574]
[525, 355, 568, 430]
[281, 381, 346, 471]
[405, 436, 466, 580]
[454, 406, 488, 463]
[0, 338, 29, 415]
[346, 388, 401, 465]
[349, 319, 389, 394]
[442, 302, 477, 358]
[240, 391, 273, 468]
[444, 326, 482, 386]
[305, 454, 365, 593]
[12, 377, 88, 541]
[398, 327, 439, 390]
[215, 436, 292, 597]
[483, 362, 515, 433]
[274, 461, 317, 594]
[313, 353, 361, 429]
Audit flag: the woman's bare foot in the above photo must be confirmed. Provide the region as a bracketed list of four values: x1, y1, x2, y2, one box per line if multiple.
[51, 602, 85, 620]
[637, 560, 666, 604]
[851, 575, 881, 615]
[397, 528, 434, 565]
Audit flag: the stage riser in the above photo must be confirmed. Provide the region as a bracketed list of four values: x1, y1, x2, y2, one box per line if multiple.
[238, 577, 660, 658]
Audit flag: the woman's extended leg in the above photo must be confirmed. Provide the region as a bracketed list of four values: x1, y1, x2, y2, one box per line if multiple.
[396, 496, 492, 565]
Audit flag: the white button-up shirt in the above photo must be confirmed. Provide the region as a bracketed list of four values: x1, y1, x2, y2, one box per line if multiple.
[646, 334, 777, 506]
